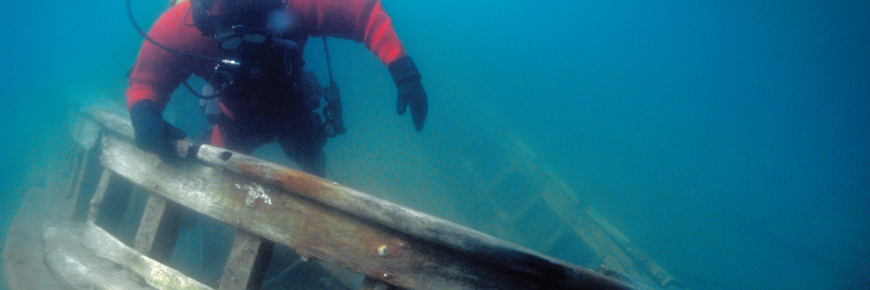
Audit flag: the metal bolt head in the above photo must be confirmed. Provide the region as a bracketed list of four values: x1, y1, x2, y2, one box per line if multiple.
[378, 245, 390, 257]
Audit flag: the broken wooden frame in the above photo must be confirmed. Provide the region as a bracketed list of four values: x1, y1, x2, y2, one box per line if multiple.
[68, 107, 640, 290]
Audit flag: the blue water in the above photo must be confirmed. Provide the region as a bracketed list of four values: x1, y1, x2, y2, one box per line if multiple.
[1, 0, 867, 289]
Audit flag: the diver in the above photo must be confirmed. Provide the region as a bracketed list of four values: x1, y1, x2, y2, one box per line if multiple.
[126, 0, 429, 177]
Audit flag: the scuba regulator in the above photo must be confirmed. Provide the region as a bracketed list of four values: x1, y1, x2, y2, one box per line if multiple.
[190, 0, 301, 97]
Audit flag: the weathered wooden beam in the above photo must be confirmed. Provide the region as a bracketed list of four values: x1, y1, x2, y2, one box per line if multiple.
[195, 145, 640, 290]
[98, 131, 635, 290]
[586, 208, 678, 288]
[88, 169, 113, 223]
[66, 147, 86, 199]
[218, 231, 273, 290]
[81, 106, 639, 290]
[84, 107, 135, 139]
[44, 221, 214, 290]
[71, 138, 106, 222]
[89, 169, 136, 243]
[135, 195, 169, 253]
[134, 195, 182, 264]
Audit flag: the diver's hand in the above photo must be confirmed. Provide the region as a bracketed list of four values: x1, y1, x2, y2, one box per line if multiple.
[389, 55, 428, 131]
[129, 99, 187, 163]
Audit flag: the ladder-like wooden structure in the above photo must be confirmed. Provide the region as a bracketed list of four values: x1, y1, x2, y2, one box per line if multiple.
[57, 107, 643, 290]
[439, 128, 682, 289]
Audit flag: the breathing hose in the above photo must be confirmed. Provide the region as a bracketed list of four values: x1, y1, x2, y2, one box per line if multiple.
[127, 0, 232, 99]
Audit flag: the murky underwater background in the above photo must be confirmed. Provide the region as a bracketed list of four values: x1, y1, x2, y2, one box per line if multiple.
[1, 0, 868, 289]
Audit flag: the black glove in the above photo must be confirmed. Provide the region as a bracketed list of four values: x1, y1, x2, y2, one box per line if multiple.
[129, 99, 187, 162]
[388, 55, 428, 131]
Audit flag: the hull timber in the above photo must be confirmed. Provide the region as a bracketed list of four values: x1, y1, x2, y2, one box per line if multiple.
[2, 106, 681, 290]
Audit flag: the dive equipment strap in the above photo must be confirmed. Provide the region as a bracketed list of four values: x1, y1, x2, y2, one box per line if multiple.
[321, 37, 346, 137]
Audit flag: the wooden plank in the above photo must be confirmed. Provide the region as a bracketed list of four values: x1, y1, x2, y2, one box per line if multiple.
[44, 221, 213, 290]
[84, 107, 135, 139]
[134, 195, 168, 253]
[81, 102, 685, 290]
[195, 144, 638, 290]
[87, 169, 113, 223]
[71, 140, 106, 222]
[66, 147, 86, 199]
[72, 108, 103, 151]
[99, 133, 636, 290]
[536, 175, 666, 285]
[155, 202, 182, 263]
[133, 195, 182, 264]
[587, 209, 679, 288]
[218, 231, 273, 290]
[495, 130, 683, 288]
[92, 170, 136, 243]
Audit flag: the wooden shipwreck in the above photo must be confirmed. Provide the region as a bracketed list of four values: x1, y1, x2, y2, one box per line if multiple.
[2, 106, 683, 290]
